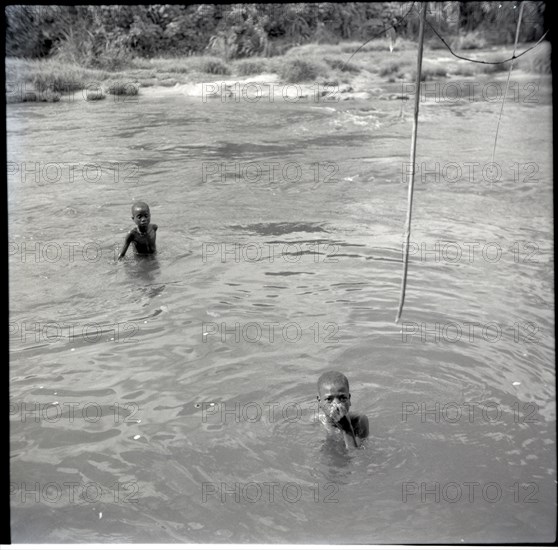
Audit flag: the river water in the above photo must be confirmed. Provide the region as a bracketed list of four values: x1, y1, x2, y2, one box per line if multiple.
[8, 73, 555, 543]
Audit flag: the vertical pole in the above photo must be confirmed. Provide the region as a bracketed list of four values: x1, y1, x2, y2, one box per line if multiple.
[395, 2, 427, 324]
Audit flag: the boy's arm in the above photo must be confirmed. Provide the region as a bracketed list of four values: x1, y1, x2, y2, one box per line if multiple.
[338, 414, 369, 448]
[118, 231, 134, 260]
[336, 415, 359, 448]
[354, 414, 369, 439]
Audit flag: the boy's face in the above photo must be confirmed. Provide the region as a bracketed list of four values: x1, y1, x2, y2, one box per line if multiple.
[132, 206, 150, 232]
[318, 379, 351, 422]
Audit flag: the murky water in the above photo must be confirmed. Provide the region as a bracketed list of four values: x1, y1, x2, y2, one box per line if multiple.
[8, 73, 555, 543]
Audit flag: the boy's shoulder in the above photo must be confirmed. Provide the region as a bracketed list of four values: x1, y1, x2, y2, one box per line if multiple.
[349, 412, 369, 437]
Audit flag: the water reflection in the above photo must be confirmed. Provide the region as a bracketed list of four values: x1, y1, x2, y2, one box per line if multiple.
[123, 254, 161, 281]
[8, 86, 555, 543]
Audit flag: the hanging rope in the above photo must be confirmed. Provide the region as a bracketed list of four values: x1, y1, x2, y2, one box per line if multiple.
[491, 1, 525, 168]
[395, 1, 427, 324]
[425, 17, 547, 66]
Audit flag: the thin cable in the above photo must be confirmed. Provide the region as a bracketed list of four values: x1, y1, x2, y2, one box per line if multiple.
[426, 17, 548, 65]
[490, 2, 525, 170]
[341, 2, 416, 70]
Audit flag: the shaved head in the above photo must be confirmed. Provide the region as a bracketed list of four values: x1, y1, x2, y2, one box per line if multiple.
[132, 201, 149, 214]
[317, 370, 349, 393]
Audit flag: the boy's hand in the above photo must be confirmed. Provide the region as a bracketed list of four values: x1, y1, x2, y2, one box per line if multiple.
[336, 414, 359, 447]
[335, 413, 352, 431]
[327, 402, 347, 423]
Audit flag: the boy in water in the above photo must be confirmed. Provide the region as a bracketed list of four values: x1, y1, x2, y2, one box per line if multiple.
[118, 201, 158, 259]
[317, 370, 369, 448]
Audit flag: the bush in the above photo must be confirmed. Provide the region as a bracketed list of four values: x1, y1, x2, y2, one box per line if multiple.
[131, 57, 190, 73]
[481, 61, 511, 74]
[517, 41, 551, 74]
[451, 31, 487, 51]
[279, 57, 322, 82]
[33, 72, 86, 93]
[234, 59, 267, 75]
[453, 64, 475, 76]
[50, 22, 132, 71]
[324, 57, 360, 73]
[410, 64, 448, 81]
[340, 39, 389, 53]
[6, 89, 61, 103]
[195, 57, 230, 75]
[426, 36, 446, 50]
[105, 81, 139, 95]
[378, 59, 402, 77]
[85, 89, 105, 100]
[422, 65, 448, 79]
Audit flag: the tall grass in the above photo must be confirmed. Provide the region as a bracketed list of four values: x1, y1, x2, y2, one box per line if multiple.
[339, 38, 416, 53]
[233, 59, 268, 75]
[189, 56, 230, 75]
[481, 61, 511, 74]
[279, 57, 325, 82]
[6, 58, 111, 93]
[378, 59, 404, 77]
[450, 31, 487, 51]
[6, 39, 551, 105]
[324, 57, 360, 73]
[105, 81, 139, 95]
[410, 62, 448, 81]
[130, 57, 190, 73]
[516, 41, 551, 74]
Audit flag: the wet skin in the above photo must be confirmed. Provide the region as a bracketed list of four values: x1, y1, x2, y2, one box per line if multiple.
[318, 379, 369, 447]
[118, 206, 158, 259]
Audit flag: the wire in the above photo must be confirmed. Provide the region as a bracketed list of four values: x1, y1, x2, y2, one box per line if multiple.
[490, 2, 524, 174]
[342, 2, 548, 70]
[425, 17, 549, 65]
[341, 2, 416, 70]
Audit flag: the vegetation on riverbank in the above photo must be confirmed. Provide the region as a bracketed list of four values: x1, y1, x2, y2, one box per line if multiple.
[6, 37, 551, 104]
[6, 3, 546, 60]
[5, 2, 550, 103]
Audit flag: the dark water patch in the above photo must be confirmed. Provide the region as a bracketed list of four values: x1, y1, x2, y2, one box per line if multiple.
[300, 133, 372, 147]
[230, 222, 329, 236]
[365, 254, 403, 263]
[264, 271, 315, 276]
[265, 238, 352, 245]
[212, 141, 293, 157]
[29, 387, 115, 397]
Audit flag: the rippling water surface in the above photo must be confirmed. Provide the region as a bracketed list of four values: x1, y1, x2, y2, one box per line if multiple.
[8, 75, 555, 543]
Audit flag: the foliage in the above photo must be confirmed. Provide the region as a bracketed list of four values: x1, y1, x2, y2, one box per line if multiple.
[516, 40, 551, 73]
[378, 59, 405, 77]
[279, 58, 324, 82]
[5, 2, 547, 67]
[194, 57, 231, 75]
[324, 57, 360, 73]
[450, 31, 487, 50]
[105, 81, 139, 95]
[234, 59, 269, 75]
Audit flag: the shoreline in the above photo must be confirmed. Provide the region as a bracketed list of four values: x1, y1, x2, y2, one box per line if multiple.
[6, 40, 551, 104]
[7, 68, 548, 107]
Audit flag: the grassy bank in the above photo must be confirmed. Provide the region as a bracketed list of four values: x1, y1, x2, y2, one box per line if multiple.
[6, 39, 551, 103]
